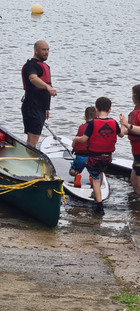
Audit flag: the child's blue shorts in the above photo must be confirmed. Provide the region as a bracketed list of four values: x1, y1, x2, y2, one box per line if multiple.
[70, 155, 88, 173]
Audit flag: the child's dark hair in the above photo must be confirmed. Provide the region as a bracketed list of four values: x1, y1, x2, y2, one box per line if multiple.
[95, 97, 112, 112]
[85, 106, 96, 120]
[132, 84, 140, 103]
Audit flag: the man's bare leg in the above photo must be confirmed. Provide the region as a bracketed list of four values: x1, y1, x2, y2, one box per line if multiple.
[27, 132, 40, 148]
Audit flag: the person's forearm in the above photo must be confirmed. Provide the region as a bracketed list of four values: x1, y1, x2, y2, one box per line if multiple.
[29, 75, 49, 90]
[29, 74, 57, 96]
[120, 113, 140, 135]
[126, 124, 140, 135]
[119, 114, 128, 127]
[119, 125, 126, 137]
[73, 135, 88, 144]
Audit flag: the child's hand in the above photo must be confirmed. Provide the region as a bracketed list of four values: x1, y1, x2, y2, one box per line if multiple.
[119, 114, 128, 127]
[119, 113, 125, 120]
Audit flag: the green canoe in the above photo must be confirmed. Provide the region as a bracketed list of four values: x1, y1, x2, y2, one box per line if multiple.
[0, 126, 63, 227]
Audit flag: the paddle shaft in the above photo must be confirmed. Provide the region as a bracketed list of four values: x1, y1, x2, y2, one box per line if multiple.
[44, 123, 74, 158]
[0, 143, 15, 148]
[0, 157, 43, 161]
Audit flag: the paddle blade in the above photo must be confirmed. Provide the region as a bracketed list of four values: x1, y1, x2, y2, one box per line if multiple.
[63, 150, 74, 160]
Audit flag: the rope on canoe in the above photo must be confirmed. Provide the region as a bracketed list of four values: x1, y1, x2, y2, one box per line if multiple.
[0, 177, 49, 194]
[53, 184, 66, 204]
[0, 177, 66, 203]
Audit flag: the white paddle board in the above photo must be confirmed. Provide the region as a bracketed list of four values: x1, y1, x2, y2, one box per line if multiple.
[41, 135, 110, 202]
[110, 157, 133, 175]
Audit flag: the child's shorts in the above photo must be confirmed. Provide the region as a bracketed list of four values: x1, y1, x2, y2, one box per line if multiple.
[70, 155, 88, 174]
[86, 154, 112, 179]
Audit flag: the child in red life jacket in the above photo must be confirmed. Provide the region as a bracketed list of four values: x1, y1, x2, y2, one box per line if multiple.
[69, 106, 96, 180]
[120, 84, 140, 194]
[72, 97, 125, 215]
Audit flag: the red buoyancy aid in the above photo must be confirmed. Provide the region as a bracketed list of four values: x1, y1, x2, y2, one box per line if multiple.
[22, 61, 51, 90]
[37, 62, 51, 86]
[89, 119, 117, 153]
[128, 108, 140, 155]
[74, 123, 89, 154]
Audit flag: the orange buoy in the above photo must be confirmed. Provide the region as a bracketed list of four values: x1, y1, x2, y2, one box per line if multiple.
[31, 3, 43, 14]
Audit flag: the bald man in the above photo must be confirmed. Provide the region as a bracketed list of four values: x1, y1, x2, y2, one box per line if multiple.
[21, 40, 57, 147]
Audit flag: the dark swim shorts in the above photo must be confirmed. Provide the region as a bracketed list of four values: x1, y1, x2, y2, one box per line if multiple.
[23, 116, 45, 135]
[22, 105, 46, 135]
[133, 155, 140, 176]
[86, 154, 112, 179]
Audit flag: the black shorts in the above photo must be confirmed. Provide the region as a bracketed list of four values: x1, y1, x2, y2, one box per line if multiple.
[21, 103, 46, 135]
[23, 116, 45, 135]
[133, 155, 140, 176]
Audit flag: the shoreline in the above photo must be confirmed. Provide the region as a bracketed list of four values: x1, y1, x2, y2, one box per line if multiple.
[0, 211, 139, 310]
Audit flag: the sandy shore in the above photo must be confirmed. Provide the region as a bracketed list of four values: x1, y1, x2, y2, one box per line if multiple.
[0, 208, 139, 311]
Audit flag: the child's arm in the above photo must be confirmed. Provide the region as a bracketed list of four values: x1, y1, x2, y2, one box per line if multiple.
[118, 114, 127, 137]
[72, 135, 88, 148]
[118, 124, 126, 137]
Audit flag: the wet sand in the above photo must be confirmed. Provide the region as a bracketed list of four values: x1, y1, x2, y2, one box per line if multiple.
[0, 201, 139, 311]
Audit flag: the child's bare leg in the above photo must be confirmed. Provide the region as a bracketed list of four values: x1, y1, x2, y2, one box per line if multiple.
[91, 175, 105, 215]
[92, 178, 102, 202]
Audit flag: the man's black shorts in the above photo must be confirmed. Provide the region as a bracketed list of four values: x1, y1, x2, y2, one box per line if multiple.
[23, 115, 45, 135]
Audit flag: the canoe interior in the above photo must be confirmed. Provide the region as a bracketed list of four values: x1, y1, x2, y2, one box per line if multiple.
[0, 127, 57, 181]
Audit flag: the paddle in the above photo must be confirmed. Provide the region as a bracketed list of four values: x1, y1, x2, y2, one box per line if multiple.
[0, 157, 45, 161]
[0, 143, 15, 148]
[44, 123, 74, 159]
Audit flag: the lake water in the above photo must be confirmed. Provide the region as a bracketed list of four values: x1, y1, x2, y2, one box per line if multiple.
[0, 0, 140, 232]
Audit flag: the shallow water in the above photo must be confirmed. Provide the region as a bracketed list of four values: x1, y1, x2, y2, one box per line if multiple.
[0, 0, 140, 231]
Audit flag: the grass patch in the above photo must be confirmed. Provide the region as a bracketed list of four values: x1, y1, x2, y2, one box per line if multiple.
[113, 292, 140, 311]
[102, 254, 140, 310]
[102, 254, 114, 272]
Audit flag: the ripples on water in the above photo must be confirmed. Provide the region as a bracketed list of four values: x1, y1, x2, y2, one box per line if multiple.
[0, 0, 140, 228]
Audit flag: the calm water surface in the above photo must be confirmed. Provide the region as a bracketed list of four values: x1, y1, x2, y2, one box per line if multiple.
[0, 0, 140, 231]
